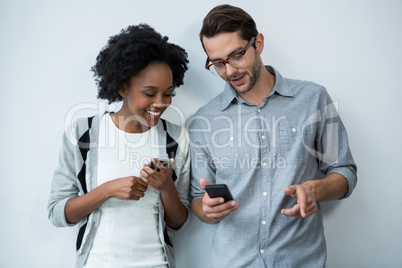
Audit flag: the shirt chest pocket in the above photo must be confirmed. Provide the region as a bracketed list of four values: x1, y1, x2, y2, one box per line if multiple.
[273, 119, 305, 163]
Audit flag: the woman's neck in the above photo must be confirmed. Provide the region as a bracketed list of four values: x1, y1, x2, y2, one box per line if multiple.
[110, 110, 150, 133]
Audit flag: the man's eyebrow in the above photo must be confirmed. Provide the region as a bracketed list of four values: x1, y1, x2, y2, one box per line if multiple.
[209, 46, 244, 62]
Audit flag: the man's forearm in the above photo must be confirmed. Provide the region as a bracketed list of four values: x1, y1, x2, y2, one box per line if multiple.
[192, 198, 219, 224]
[304, 173, 348, 202]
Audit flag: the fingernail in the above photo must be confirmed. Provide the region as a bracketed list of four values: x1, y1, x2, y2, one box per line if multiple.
[219, 198, 224, 203]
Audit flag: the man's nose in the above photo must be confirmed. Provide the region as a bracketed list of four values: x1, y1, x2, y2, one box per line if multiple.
[224, 63, 239, 77]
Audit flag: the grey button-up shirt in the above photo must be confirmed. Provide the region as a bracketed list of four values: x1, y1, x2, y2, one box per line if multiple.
[189, 66, 357, 267]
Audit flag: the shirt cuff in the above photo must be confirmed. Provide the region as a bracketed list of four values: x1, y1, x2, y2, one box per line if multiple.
[50, 197, 77, 228]
[328, 167, 357, 199]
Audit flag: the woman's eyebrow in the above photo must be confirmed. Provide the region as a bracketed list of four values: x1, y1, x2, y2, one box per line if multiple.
[142, 85, 174, 90]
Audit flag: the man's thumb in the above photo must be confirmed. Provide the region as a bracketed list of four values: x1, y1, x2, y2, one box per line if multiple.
[200, 178, 211, 189]
[284, 185, 296, 196]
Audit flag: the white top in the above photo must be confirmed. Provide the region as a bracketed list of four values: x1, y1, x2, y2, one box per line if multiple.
[84, 113, 168, 268]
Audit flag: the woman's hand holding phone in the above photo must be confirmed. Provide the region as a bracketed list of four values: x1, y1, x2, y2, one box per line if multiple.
[140, 158, 175, 193]
[141, 158, 188, 229]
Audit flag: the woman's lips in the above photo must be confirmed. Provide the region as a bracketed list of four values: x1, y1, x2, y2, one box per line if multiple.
[146, 110, 163, 120]
[146, 110, 161, 116]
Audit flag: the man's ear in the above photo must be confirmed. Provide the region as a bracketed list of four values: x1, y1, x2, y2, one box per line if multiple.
[255, 33, 264, 55]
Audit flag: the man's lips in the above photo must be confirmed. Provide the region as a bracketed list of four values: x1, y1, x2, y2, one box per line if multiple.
[230, 74, 246, 85]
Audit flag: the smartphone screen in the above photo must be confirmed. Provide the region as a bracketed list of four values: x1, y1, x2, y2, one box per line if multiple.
[205, 184, 234, 202]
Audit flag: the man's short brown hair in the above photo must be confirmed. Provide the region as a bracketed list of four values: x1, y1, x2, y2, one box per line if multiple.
[200, 4, 258, 50]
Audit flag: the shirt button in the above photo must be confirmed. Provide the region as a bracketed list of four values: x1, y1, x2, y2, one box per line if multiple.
[263, 192, 268, 196]
[257, 108, 261, 113]
[261, 135, 266, 140]
[262, 162, 267, 167]
[230, 137, 234, 141]
[262, 220, 267, 225]
[260, 249, 265, 254]
[292, 128, 297, 133]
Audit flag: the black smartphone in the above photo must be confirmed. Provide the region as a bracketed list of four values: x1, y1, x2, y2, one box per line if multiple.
[148, 159, 169, 172]
[205, 184, 234, 202]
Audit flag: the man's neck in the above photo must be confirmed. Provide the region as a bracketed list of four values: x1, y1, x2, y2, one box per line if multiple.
[238, 66, 276, 106]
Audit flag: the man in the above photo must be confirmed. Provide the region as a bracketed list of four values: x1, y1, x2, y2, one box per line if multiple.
[189, 4, 357, 267]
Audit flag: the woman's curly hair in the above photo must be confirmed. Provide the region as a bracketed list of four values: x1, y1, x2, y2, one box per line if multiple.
[92, 24, 189, 103]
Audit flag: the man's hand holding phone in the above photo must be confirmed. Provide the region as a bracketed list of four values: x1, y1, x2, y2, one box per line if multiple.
[200, 179, 239, 223]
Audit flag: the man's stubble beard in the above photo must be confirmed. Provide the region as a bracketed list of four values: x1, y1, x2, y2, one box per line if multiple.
[226, 52, 262, 95]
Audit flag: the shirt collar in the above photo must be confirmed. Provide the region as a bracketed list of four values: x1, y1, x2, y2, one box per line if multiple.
[220, 83, 238, 110]
[268, 66, 294, 98]
[220, 66, 294, 111]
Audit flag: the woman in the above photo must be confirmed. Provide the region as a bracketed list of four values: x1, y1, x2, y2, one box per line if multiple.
[48, 24, 190, 268]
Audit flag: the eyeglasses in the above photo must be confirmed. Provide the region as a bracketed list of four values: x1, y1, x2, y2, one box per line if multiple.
[205, 37, 255, 76]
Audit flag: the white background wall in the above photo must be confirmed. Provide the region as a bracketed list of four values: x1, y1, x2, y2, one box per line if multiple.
[1, 0, 401, 267]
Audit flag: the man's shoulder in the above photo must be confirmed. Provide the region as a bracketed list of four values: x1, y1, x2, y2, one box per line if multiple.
[284, 77, 327, 93]
[282, 76, 334, 109]
[188, 92, 225, 131]
[194, 92, 225, 117]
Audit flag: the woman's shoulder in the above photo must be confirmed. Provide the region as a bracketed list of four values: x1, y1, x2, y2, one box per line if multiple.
[160, 119, 189, 146]
[161, 119, 186, 134]
[64, 114, 101, 143]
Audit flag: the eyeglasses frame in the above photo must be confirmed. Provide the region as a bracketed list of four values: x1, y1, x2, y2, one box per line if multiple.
[205, 36, 256, 74]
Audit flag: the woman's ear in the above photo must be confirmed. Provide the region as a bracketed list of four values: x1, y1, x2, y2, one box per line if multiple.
[255, 33, 264, 55]
[119, 86, 127, 98]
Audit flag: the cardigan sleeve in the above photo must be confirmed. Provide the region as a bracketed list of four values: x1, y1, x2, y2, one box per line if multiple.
[47, 124, 83, 228]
